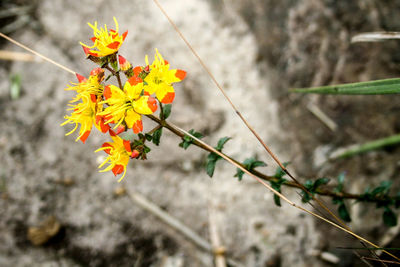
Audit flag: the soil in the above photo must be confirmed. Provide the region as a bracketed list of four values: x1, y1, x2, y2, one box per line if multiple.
[1, 0, 400, 266]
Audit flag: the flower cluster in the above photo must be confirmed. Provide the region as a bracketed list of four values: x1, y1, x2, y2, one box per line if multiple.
[62, 17, 186, 181]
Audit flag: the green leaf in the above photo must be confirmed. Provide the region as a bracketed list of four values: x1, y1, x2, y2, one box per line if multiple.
[291, 78, 400, 95]
[143, 146, 151, 154]
[335, 172, 346, 193]
[383, 207, 397, 227]
[274, 162, 290, 179]
[216, 137, 231, 151]
[234, 157, 267, 181]
[270, 181, 284, 207]
[371, 181, 392, 197]
[338, 203, 351, 222]
[178, 129, 203, 150]
[234, 169, 244, 181]
[145, 134, 153, 141]
[152, 127, 163, 146]
[274, 194, 281, 207]
[313, 178, 330, 190]
[10, 74, 21, 100]
[162, 104, 172, 120]
[206, 159, 217, 178]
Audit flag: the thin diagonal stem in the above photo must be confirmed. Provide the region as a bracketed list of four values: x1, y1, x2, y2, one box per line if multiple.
[152, 0, 350, 231]
[146, 114, 400, 263]
[0, 32, 75, 75]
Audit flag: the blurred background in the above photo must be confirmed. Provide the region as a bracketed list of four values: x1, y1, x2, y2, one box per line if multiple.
[1, 0, 400, 266]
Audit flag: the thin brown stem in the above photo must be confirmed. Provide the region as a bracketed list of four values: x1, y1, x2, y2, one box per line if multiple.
[151, 0, 351, 232]
[146, 114, 400, 262]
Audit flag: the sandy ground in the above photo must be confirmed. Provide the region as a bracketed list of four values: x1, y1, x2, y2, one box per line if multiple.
[1, 0, 400, 266]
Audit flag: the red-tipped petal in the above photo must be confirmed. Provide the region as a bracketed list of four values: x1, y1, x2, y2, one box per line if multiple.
[101, 142, 112, 155]
[175, 69, 186, 81]
[109, 129, 117, 137]
[161, 92, 175, 104]
[115, 125, 126, 135]
[107, 41, 120, 50]
[144, 65, 150, 72]
[110, 29, 116, 33]
[131, 150, 139, 158]
[123, 140, 132, 153]
[164, 59, 169, 65]
[122, 31, 128, 41]
[75, 73, 87, 83]
[99, 119, 110, 133]
[118, 55, 127, 65]
[82, 45, 91, 56]
[90, 94, 97, 103]
[133, 66, 142, 77]
[132, 120, 143, 134]
[104, 85, 112, 99]
[127, 76, 143, 86]
[91, 37, 97, 43]
[88, 51, 99, 57]
[147, 97, 158, 112]
[80, 131, 91, 143]
[112, 165, 124, 176]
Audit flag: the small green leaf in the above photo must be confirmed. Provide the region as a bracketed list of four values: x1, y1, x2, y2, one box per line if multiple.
[274, 162, 289, 179]
[338, 203, 351, 222]
[273, 194, 281, 207]
[145, 134, 153, 141]
[216, 137, 231, 151]
[178, 129, 203, 150]
[313, 178, 330, 190]
[234, 169, 244, 181]
[10, 74, 21, 100]
[206, 159, 217, 177]
[162, 104, 172, 120]
[335, 172, 346, 193]
[383, 207, 397, 227]
[143, 146, 151, 154]
[152, 127, 163, 146]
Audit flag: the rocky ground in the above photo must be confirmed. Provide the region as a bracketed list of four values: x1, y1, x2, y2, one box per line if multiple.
[1, 0, 400, 266]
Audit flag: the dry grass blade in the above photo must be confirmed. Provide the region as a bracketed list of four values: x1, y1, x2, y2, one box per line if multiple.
[352, 32, 400, 43]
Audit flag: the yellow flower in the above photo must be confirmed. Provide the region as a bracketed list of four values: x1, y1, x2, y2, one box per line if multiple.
[66, 68, 105, 103]
[61, 93, 96, 143]
[144, 49, 186, 104]
[99, 77, 157, 133]
[80, 17, 128, 57]
[96, 132, 139, 181]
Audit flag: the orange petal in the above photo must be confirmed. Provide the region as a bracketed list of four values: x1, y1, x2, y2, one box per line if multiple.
[164, 59, 169, 65]
[109, 129, 117, 137]
[88, 51, 99, 57]
[90, 67, 104, 76]
[133, 66, 142, 76]
[123, 140, 132, 153]
[107, 41, 120, 49]
[90, 94, 97, 103]
[91, 37, 97, 43]
[132, 120, 143, 134]
[175, 69, 186, 81]
[161, 92, 175, 104]
[104, 85, 112, 99]
[82, 45, 91, 56]
[101, 142, 112, 154]
[115, 125, 126, 135]
[75, 73, 87, 83]
[122, 31, 128, 41]
[112, 165, 124, 176]
[127, 76, 143, 86]
[80, 131, 91, 143]
[147, 97, 157, 112]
